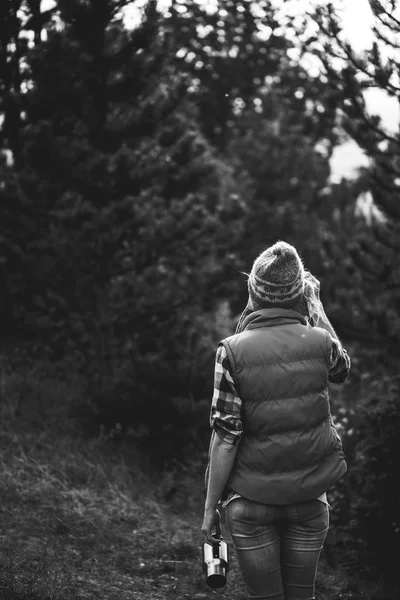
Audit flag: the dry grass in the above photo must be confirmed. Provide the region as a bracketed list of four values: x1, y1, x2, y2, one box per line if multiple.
[0, 412, 210, 600]
[0, 417, 362, 600]
[0, 357, 384, 600]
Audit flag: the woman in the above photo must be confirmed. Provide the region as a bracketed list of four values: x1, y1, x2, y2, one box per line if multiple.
[201, 241, 351, 600]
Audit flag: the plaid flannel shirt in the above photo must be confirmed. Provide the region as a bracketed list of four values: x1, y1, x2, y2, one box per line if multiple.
[210, 336, 351, 445]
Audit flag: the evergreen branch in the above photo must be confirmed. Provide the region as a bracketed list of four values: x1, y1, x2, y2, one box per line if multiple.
[360, 143, 400, 159]
[385, 281, 400, 292]
[342, 91, 400, 148]
[370, 0, 400, 30]
[371, 220, 397, 251]
[335, 315, 385, 344]
[371, 2, 400, 33]
[374, 155, 400, 179]
[350, 240, 386, 277]
[114, 223, 217, 280]
[340, 41, 400, 96]
[118, 294, 198, 331]
[369, 177, 400, 220]
[372, 23, 400, 50]
[372, 167, 400, 193]
[312, 6, 400, 95]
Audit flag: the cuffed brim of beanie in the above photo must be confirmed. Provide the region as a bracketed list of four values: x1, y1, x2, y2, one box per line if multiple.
[249, 291, 304, 310]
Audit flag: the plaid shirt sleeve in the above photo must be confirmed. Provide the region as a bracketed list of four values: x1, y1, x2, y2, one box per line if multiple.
[209, 343, 243, 445]
[328, 337, 351, 383]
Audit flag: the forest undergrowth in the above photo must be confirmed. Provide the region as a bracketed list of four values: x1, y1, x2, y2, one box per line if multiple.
[0, 409, 389, 600]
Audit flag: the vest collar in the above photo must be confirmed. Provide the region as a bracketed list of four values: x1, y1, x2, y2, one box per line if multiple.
[241, 308, 308, 332]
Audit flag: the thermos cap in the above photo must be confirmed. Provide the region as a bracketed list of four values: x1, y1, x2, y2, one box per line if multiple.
[206, 564, 226, 589]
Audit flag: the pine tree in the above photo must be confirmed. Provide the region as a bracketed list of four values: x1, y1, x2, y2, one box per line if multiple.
[163, 0, 293, 150]
[0, 1, 244, 457]
[0, 0, 55, 342]
[162, 0, 355, 320]
[307, 0, 400, 365]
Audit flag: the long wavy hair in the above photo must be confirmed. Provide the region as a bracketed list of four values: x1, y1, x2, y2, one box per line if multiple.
[303, 270, 325, 326]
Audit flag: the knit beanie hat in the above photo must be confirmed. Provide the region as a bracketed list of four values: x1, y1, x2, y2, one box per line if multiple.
[247, 241, 305, 310]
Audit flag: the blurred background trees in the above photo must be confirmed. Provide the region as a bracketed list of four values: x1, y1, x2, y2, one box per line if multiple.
[1, 0, 351, 444]
[310, 0, 400, 363]
[0, 0, 245, 460]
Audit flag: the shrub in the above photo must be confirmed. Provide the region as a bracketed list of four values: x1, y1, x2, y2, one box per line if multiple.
[329, 374, 400, 586]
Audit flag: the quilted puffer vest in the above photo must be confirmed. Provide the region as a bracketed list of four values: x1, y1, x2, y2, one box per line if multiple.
[222, 308, 347, 504]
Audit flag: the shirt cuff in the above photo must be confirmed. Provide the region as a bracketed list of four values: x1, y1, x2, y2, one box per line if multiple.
[212, 420, 242, 445]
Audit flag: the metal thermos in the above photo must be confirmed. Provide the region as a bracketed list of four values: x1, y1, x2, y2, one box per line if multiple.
[202, 507, 229, 588]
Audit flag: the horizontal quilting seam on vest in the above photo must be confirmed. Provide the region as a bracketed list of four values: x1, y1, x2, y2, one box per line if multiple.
[253, 414, 330, 437]
[243, 390, 328, 408]
[236, 353, 328, 372]
[250, 441, 342, 475]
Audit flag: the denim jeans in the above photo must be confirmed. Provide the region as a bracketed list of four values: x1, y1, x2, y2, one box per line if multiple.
[225, 496, 329, 600]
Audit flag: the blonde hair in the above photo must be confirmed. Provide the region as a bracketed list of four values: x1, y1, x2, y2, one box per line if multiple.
[303, 271, 325, 326]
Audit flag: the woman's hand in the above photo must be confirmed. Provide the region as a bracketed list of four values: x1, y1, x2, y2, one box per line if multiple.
[202, 432, 238, 544]
[201, 507, 217, 545]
